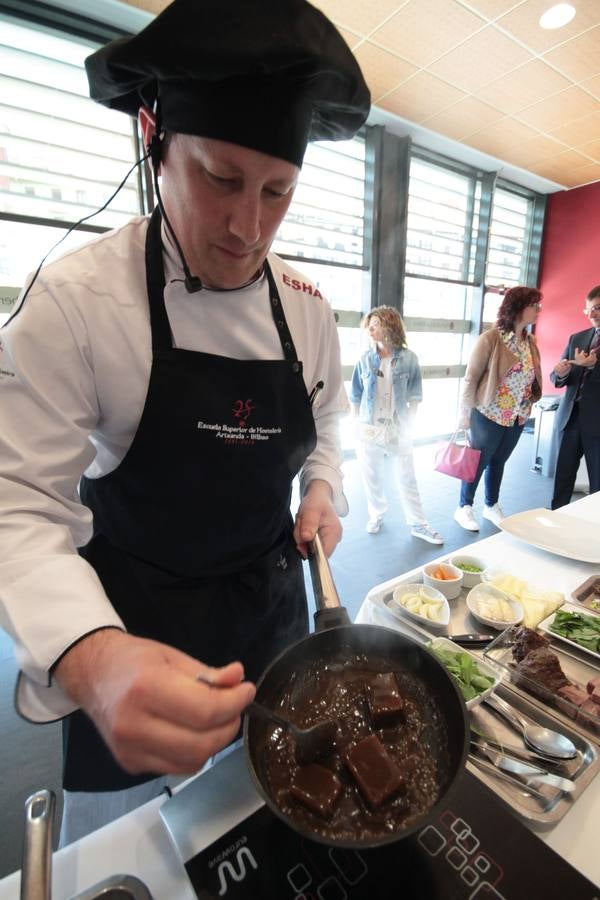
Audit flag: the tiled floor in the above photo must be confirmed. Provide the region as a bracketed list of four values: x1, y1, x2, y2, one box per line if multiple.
[0, 432, 570, 877]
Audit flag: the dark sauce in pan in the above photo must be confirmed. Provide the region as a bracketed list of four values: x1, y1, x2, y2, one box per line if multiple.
[254, 651, 450, 843]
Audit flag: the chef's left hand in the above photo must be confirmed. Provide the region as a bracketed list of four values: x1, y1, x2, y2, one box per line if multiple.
[294, 479, 342, 558]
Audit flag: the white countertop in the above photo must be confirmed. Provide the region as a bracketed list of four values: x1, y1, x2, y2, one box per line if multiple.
[2, 494, 599, 899]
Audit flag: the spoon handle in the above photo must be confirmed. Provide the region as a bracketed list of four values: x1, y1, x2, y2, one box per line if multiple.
[247, 701, 291, 733]
[484, 694, 526, 734]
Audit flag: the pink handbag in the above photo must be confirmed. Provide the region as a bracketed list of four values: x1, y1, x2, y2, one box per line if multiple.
[434, 430, 481, 483]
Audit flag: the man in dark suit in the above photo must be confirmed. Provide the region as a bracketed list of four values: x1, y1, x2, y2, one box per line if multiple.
[550, 285, 600, 509]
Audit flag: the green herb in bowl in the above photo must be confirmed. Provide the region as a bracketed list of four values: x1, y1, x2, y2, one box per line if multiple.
[455, 562, 484, 573]
[430, 642, 496, 705]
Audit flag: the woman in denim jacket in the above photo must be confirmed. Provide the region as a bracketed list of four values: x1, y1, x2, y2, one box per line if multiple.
[350, 307, 443, 544]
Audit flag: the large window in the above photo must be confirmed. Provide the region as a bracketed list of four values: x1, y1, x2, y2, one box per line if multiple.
[406, 157, 479, 285]
[399, 152, 544, 440]
[483, 185, 539, 324]
[0, 11, 143, 322]
[401, 154, 485, 438]
[273, 138, 366, 268]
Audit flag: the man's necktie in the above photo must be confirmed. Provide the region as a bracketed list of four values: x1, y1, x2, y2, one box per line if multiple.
[575, 329, 600, 401]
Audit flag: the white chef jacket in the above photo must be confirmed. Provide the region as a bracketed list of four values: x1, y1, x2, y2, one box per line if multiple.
[0, 215, 349, 722]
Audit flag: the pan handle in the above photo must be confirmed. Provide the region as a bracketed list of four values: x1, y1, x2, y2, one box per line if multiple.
[308, 533, 350, 630]
[20, 789, 55, 900]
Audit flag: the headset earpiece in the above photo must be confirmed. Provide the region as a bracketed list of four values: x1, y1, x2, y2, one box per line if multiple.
[148, 133, 162, 169]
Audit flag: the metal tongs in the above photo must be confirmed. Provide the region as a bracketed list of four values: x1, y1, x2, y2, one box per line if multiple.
[470, 738, 576, 794]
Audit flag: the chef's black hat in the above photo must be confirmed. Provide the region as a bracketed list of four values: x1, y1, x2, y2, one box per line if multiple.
[85, 0, 370, 167]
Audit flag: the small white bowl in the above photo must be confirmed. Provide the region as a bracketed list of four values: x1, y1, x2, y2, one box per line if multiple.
[429, 636, 502, 710]
[390, 583, 450, 631]
[466, 583, 523, 630]
[449, 554, 486, 589]
[423, 562, 463, 600]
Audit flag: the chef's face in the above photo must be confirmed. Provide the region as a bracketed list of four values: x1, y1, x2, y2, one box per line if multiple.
[158, 133, 298, 289]
[584, 297, 600, 328]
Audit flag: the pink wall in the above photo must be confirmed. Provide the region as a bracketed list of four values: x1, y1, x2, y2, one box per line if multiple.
[536, 180, 600, 394]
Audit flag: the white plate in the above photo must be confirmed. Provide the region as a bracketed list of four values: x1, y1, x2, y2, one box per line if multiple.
[428, 636, 502, 709]
[466, 583, 523, 630]
[389, 583, 450, 630]
[499, 507, 600, 564]
[538, 601, 600, 662]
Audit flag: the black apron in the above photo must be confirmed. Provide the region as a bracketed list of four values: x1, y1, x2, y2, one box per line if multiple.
[64, 208, 317, 791]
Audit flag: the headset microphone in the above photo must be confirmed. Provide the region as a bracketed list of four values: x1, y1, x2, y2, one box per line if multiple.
[147, 131, 203, 293]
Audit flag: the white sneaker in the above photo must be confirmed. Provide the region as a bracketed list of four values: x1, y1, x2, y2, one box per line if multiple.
[366, 518, 382, 534]
[482, 503, 505, 527]
[411, 524, 444, 545]
[454, 505, 479, 531]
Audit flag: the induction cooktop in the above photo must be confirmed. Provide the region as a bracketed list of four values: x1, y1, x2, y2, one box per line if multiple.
[161, 748, 598, 900]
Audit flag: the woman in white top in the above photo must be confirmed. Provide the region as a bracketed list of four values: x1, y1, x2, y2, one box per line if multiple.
[350, 307, 443, 544]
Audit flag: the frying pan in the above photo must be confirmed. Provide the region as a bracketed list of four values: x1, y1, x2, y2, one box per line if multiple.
[243, 535, 469, 849]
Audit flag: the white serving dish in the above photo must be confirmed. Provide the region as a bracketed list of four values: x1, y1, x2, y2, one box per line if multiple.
[538, 601, 600, 662]
[423, 561, 463, 600]
[449, 554, 487, 588]
[499, 507, 600, 564]
[466, 583, 523, 630]
[428, 636, 502, 710]
[390, 583, 450, 631]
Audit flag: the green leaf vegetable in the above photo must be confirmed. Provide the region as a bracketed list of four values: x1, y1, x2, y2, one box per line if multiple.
[549, 610, 600, 653]
[430, 645, 495, 701]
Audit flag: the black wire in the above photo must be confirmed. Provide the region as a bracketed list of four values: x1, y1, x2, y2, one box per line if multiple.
[3, 150, 151, 326]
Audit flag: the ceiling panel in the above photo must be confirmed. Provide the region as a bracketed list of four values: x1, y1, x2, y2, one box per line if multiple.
[370, 0, 485, 68]
[428, 25, 534, 90]
[117, 0, 600, 190]
[496, 0, 600, 52]
[542, 25, 600, 82]
[550, 110, 600, 144]
[379, 71, 467, 120]
[353, 41, 417, 100]
[516, 85, 600, 131]
[420, 96, 505, 140]
[474, 59, 572, 114]
[312, 0, 406, 35]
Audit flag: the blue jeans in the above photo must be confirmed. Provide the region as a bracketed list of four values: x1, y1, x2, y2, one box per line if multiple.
[459, 408, 524, 507]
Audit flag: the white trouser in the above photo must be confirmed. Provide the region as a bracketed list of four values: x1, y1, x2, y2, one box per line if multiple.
[59, 775, 175, 847]
[355, 438, 427, 527]
[59, 740, 242, 847]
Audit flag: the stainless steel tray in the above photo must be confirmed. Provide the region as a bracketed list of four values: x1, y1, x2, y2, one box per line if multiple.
[370, 573, 507, 647]
[467, 682, 598, 831]
[483, 623, 600, 746]
[368, 575, 600, 828]
[371, 571, 600, 745]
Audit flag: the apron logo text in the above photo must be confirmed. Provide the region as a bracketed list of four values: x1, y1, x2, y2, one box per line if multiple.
[281, 273, 323, 299]
[197, 420, 282, 445]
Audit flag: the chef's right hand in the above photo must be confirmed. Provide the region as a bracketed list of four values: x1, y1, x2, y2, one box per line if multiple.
[53, 628, 256, 775]
[553, 358, 572, 378]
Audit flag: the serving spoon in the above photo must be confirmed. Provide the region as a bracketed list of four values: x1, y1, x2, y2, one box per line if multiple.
[485, 694, 577, 760]
[246, 700, 338, 765]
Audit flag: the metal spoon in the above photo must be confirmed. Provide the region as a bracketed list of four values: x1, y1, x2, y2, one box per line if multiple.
[246, 701, 337, 765]
[484, 694, 577, 760]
